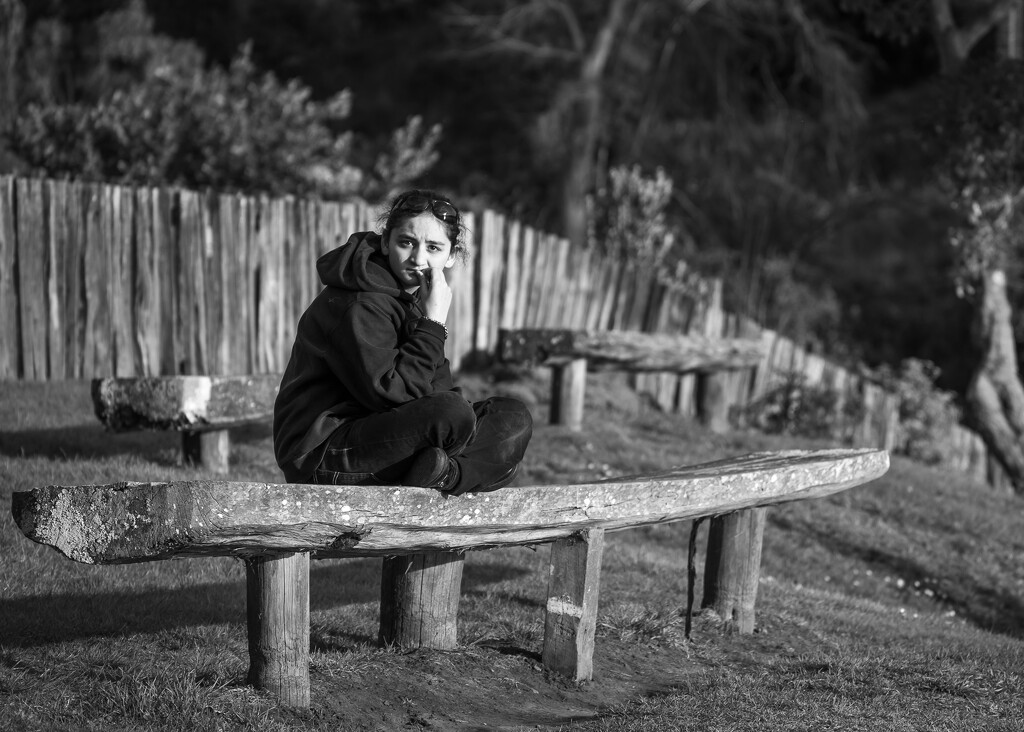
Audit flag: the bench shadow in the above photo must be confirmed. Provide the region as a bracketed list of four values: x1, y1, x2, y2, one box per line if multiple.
[0, 424, 183, 464]
[0, 558, 531, 649]
[0, 422, 274, 465]
[780, 516, 1024, 640]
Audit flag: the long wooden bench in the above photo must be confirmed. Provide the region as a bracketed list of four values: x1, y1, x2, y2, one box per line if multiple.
[91, 374, 281, 474]
[11, 448, 888, 709]
[497, 328, 765, 432]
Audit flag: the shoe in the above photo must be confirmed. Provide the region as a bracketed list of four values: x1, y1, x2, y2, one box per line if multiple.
[447, 463, 520, 496]
[476, 463, 520, 493]
[403, 447, 460, 491]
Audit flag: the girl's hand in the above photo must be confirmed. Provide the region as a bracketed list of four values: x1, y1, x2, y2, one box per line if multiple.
[418, 265, 452, 323]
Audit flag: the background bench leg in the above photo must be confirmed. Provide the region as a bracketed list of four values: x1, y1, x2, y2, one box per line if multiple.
[695, 371, 731, 434]
[542, 528, 605, 682]
[550, 357, 587, 431]
[245, 553, 310, 708]
[182, 429, 230, 474]
[379, 551, 464, 649]
[701, 507, 767, 634]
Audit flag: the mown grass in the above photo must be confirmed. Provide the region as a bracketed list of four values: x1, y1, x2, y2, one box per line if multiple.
[1, 372, 1023, 731]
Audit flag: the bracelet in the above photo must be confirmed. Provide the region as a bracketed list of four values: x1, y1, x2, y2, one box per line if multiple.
[422, 316, 448, 338]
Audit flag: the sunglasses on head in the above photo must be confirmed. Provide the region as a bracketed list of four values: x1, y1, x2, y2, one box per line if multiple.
[394, 192, 459, 223]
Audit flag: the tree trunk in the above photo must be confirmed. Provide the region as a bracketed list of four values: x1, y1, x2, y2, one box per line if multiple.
[966, 269, 1024, 494]
[558, 0, 634, 247]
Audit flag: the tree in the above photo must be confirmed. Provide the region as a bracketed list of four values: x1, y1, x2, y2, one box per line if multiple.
[867, 9, 1024, 492]
[5, 0, 442, 199]
[445, 0, 653, 245]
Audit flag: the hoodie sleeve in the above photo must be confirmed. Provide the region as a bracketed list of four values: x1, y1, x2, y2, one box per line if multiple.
[324, 299, 447, 410]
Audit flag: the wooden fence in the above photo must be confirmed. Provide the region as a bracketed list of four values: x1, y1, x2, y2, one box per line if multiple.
[0, 174, 1005, 488]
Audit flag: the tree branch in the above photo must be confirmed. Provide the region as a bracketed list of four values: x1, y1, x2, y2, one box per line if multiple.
[930, 0, 1023, 69]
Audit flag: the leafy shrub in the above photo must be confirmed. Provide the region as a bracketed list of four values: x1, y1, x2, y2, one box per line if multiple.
[587, 164, 674, 262]
[734, 369, 863, 442]
[875, 358, 962, 465]
[7, 1, 440, 199]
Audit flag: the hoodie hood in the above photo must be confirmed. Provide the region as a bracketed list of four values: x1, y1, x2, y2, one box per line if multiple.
[317, 231, 411, 299]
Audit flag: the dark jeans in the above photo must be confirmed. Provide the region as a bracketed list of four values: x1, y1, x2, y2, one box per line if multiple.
[313, 391, 533, 493]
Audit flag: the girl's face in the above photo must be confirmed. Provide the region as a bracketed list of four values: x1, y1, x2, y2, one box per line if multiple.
[381, 212, 456, 293]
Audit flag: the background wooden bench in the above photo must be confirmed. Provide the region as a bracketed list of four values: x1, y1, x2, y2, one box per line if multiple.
[497, 328, 764, 432]
[91, 374, 281, 473]
[12, 447, 889, 709]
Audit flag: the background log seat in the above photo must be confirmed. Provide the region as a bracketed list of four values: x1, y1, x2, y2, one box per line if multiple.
[11, 447, 889, 709]
[497, 328, 765, 431]
[91, 375, 281, 474]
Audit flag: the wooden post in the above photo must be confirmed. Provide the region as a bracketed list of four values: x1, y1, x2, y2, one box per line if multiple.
[550, 357, 587, 431]
[379, 551, 464, 649]
[542, 528, 605, 681]
[702, 507, 767, 634]
[696, 370, 730, 434]
[182, 429, 230, 473]
[245, 553, 310, 708]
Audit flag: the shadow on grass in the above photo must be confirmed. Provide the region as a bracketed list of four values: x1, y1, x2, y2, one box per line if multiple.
[782, 515, 1024, 640]
[0, 422, 274, 464]
[0, 557, 530, 649]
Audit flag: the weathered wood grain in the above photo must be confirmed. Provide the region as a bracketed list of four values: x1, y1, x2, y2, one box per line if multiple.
[246, 552, 310, 707]
[542, 528, 604, 681]
[0, 176, 18, 378]
[497, 328, 765, 373]
[702, 507, 767, 634]
[16, 178, 47, 379]
[91, 374, 281, 432]
[12, 449, 888, 564]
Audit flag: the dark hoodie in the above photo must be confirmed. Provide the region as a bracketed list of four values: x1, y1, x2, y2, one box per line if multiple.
[273, 231, 455, 482]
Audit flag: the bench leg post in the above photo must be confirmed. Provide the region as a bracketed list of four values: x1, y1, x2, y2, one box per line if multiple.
[550, 357, 587, 431]
[245, 552, 310, 708]
[542, 528, 605, 681]
[695, 371, 731, 434]
[379, 551, 464, 649]
[701, 507, 767, 634]
[182, 429, 230, 474]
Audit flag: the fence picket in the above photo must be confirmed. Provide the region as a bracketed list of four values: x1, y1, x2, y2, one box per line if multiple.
[63, 181, 86, 378]
[134, 186, 161, 376]
[0, 177, 16, 378]
[154, 188, 178, 375]
[16, 179, 47, 379]
[45, 181, 66, 379]
[516, 226, 537, 328]
[501, 218, 522, 329]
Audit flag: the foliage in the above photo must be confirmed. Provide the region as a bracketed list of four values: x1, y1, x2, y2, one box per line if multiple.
[875, 358, 963, 465]
[837, 0, 932, 44]
[370, 115, 444, 201]
[6, 1, 441, 199]
[733, 369, 864, 441]
[881, 60, 1024, 294]
[10, 44, 355, 196]
[587, 164, 674, 261]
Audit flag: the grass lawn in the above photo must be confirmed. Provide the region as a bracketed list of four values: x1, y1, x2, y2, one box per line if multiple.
[1, 370, 1023, 731]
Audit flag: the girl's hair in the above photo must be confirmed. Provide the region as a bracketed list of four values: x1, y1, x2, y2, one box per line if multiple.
[379, 189, 468, 263]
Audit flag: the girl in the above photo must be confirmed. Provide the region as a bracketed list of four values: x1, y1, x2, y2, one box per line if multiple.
[273, 189, 532, 494]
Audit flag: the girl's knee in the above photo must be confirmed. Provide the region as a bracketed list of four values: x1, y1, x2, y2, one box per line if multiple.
[476, 396, 534, 441]
[426, 390, 476, 440]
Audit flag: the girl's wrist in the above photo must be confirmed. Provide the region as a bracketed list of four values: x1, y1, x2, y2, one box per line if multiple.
[421, 316, 448, 338]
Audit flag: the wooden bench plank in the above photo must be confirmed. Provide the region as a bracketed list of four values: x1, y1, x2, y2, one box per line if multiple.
[12, 449, 888, 564]
[91, 374, 280, 474]
[497, 328, 764, 373]
[91, 374, 280, 432]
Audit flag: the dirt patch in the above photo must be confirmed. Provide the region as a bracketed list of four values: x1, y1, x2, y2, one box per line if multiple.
[274, 610, 815, 732]
[278, 640, 696, 731]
